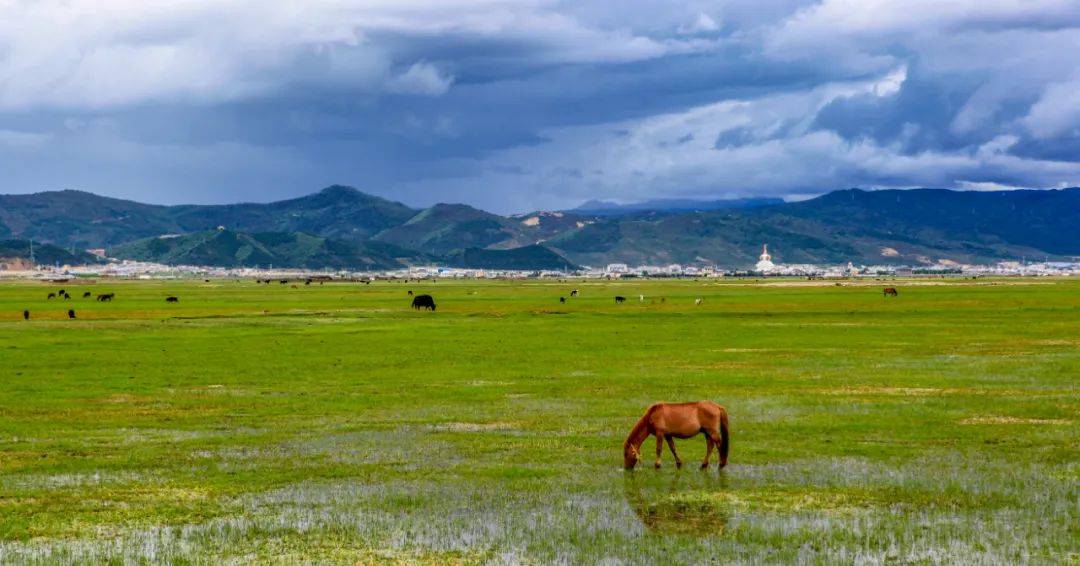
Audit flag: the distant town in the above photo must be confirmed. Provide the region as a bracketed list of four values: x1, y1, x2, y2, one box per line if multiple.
[3, 243, 1077, 280]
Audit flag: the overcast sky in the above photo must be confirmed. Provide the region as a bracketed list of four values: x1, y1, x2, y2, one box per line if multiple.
[1, 0, 1078, 213]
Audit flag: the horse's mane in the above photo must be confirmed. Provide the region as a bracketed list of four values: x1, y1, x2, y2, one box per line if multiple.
[624, 404, 657, 449]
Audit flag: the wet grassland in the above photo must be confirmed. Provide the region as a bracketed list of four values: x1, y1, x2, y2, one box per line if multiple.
[0, 277, 1076, 563]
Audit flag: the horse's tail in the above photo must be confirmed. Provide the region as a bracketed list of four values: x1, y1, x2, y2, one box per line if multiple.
[718, 407, 730, 468]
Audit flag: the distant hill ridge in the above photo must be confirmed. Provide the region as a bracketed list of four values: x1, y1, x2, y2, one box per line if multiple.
[1, 185, 1076, 268]
[570, 196, 784, 216]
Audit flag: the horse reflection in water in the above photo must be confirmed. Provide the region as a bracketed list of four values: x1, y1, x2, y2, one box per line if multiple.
[622, 473, 730, 536]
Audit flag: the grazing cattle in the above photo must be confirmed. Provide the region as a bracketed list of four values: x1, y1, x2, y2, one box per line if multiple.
[23, 310, 29, 320]
[62, 292, 70, 300]
[639, 294, 645, 302]
[166, 296, 179, 303]
[58, 289, 65, 296]
[570, 289, 579, 297]
[291, 284, 298, 288]
[96, 293, 115, 302]
[204, 279, 210, 283]
[407, 290, 414, 296]
[559, 297, 566, 303]
[47, 293, 56, 300]
[305, 279, 312, 285]
[883, 287, 899, 297]
[68, 309, 76, 319]
[280, 280, 288, 285]
[614, 296, 626, 304]
[411, 294, 436, 311]
[624, 401, 729, 471]
[82, 291, 92, 298]
[694, 298, 703, 306]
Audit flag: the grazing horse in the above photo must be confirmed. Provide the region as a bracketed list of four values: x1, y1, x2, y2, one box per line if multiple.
[68, 309, 76, 319]
[883, 287, 898, 297]
[614, 296, 626, 304]
[166, 296, 179, 303]
[570, 289, 579, 297]
[23, 310, 29, 320]
[411, 294, 436, 311]
[694, 298, 703, 305]
[96, 293, 115, 302]
[47, 293, 56, 300]
[408, 290, 414, 296]
[624, 401, 729, 471]
[82, 291, 92, 298]
[559, 297, 566, 303]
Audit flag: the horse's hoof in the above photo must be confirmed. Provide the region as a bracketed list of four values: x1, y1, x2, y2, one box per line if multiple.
[700, 463, 709, 470]
[654, 462, 661, 469]
[675, 462, 683, 469]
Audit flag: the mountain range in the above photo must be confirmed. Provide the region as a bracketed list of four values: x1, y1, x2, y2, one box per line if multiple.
[0, 185, 1077, 270]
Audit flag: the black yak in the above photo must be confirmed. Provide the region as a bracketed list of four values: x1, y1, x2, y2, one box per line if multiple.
[411, 294, 436, 311]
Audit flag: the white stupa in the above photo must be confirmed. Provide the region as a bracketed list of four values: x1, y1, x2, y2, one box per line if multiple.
[755, 244, 776, 272]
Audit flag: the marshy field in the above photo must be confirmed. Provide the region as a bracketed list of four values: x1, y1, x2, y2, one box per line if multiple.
[0, 277, 1076, 563]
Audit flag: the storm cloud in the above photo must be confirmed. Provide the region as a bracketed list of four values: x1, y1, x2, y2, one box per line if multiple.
[0, 0, 1077, 212]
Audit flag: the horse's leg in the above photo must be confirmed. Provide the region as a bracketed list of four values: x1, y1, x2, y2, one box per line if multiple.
[701, 434, 714, 469]
[654, 433, 664, 469]
[705, 429, 722, 469]
[665, 436, 682, 469]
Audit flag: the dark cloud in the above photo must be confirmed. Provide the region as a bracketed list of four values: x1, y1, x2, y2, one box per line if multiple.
[0, 0, 1076, 213]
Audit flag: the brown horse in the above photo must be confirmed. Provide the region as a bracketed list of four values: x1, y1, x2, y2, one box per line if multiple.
[883, 287, 898, 297]
[624, 401, 729, 470]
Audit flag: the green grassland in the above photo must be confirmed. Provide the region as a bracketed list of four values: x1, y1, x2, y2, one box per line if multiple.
[0, 277, 1076, 563]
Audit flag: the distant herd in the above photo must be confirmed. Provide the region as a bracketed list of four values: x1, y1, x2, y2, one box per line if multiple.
[18, 280, 900, 320]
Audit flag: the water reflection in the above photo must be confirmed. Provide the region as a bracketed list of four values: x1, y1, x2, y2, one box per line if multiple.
[622, 472, 730, 536]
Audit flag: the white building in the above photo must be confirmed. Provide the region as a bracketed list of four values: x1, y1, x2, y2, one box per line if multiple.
[755, 244, 776, 272]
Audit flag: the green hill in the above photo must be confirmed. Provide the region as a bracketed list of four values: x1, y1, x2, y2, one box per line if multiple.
[548, 188, 1080, 266]
[0, 239, 101, 267]
[112, 230, 432, 270]
[373, 203, 528, 254]
[443, 245, 578, 271]
[0, 186, 416, 248]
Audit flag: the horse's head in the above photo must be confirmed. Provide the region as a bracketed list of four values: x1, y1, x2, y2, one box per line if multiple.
[623, 442, 640, 470]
